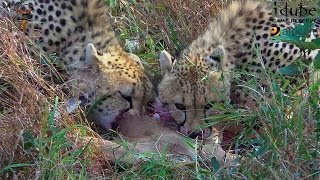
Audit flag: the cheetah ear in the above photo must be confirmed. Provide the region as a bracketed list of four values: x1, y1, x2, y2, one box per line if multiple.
[204, 45, 226, 70]
[85, 43, 100, 63]
[159, 50, 173, 76]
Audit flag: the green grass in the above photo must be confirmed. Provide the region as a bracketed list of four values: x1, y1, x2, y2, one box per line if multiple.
[0, 97, 93, 179]
[1, 0, 319, 179]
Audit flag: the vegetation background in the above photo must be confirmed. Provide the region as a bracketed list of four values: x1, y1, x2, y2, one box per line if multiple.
[0, 0, 319, 179]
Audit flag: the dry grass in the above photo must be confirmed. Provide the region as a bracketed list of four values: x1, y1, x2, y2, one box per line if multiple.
[0, 16, 113, 179]
[0, 16, 54, 164]
[112, 0, 227, 53]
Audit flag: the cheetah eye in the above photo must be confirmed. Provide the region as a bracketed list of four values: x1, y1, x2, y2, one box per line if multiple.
[175, 103, 186, 111]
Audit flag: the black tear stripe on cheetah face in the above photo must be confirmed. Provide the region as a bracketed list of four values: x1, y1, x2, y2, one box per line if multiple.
[2, 0, 155, 129]
[158, 0, 319, 135]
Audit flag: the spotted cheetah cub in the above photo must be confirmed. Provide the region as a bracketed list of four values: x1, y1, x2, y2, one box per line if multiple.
[157, 0, 319, 136]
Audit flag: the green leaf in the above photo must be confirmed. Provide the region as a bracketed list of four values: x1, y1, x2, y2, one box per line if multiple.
[105, 0, 117, 8]
[22, 131, 35, 151]
[281, 79, 291, 90]
[182, 137, 195, 149]
[311, 38, 320, 46]
[278, 63, 302, 76]
[298, 18, 315, 40]
[255, 144, 268, 157]
[313, 53, 320, 69]
[0, 163, 34, 174]
[51, 127, 70, 141]
[309, 82, 320, 91]
[294, 41, 320, 50]
[316, 111, 320, 131]
[211, 157, 220, 174]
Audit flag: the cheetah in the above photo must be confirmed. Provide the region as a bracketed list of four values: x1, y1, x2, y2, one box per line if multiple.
[157, 0, 319, 137]
[1, 0, 155, 129]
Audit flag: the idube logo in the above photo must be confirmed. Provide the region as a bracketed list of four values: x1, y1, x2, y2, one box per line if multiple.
[272, 0, 319, 23]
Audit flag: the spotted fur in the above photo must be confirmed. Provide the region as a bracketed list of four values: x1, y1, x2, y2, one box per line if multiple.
[158, 0, 319, 135]
[2, 0, 155, 128]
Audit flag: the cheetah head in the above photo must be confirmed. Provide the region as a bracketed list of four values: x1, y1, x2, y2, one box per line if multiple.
[158, 47, 231, 138]
[72, 43, 155, 129]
